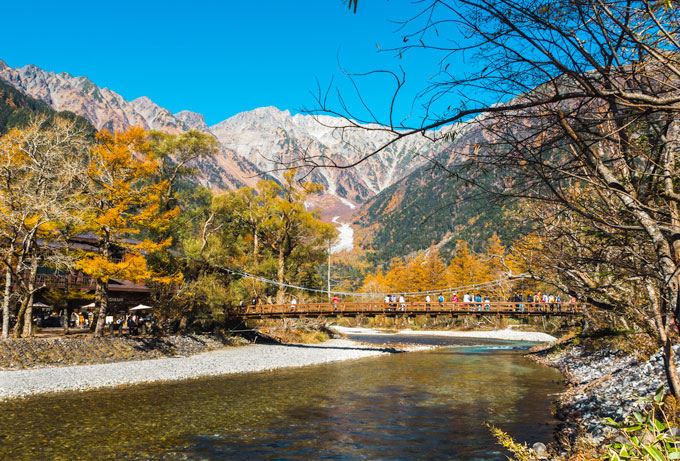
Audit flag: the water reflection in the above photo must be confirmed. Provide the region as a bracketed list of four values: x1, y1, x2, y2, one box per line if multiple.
[0, 339, 563, 460]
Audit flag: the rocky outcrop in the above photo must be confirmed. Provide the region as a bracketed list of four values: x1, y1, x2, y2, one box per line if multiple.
[130, 96, 187, 133]
[175, 110, 210, 131]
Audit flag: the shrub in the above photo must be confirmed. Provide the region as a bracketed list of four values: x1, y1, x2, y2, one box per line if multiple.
[604, 386, 680, 460]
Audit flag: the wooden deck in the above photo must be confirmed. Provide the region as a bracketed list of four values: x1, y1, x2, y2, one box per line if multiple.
[235, 301, 582, 319]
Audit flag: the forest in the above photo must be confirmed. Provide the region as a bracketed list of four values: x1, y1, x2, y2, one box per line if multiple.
[0, 115, 336, 339]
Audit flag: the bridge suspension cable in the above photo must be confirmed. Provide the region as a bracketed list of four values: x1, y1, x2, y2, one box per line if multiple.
[221, 267, 528, 298]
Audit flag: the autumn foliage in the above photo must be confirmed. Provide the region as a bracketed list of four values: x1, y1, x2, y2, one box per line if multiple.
[360, 235, 522, 300]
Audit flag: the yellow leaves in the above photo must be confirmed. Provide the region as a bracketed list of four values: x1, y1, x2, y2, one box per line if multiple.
[76, 251, 182, 285]
[76, 126, 182, 287]
[132, 237, 173, 254]
[97, 207, 127, 229]
[383, 191, 404, 214]
[89, 126, 158, 190]
[361, 251, 449, 294]
[75, 254, 145, 282]
[152, 271, 184, 285]
[360, 236, 522, 296]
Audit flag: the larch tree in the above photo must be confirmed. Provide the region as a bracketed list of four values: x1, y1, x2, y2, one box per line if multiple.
[145, 129, 219, 213]
[257, 170, 337, 304]
[420, 251, 447, 294]
[76, 127, 179, 337]
[484, 234, 519, 300]
[446, 241, 487, 293]
[0, 117, 89, 338]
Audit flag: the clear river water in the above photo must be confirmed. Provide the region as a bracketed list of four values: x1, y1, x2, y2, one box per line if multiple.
[0, 335, 564, 460]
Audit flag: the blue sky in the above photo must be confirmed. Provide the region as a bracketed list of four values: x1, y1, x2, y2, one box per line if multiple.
[1, 0, 461, 126]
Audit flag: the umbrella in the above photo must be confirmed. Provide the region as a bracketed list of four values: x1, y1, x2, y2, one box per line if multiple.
[129, 304, 152, 311]
[81, 302, 96, 309]
[32, 302, 51, 308]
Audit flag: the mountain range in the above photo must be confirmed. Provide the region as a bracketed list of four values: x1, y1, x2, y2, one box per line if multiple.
[0, 59, 517, 265]
[0, 59, 434, 213]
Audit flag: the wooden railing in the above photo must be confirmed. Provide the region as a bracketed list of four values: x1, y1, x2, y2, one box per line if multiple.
[234, 301, 582, 318]
[36, 273, 97, 290]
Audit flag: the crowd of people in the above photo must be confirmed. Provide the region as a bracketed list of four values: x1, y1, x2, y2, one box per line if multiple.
[382, 291, 577, 312]
[263, 291, 579, 312]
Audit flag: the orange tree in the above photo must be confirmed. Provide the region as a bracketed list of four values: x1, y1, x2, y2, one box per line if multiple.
[76, 127, 179, 337]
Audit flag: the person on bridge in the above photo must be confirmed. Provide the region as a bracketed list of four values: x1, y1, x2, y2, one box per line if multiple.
[332, 295, 339, 307]
[452, 293, 459, 304]
[290, 298, 297, 310]
[438, 294, 444, 306]
[399, 295, 406, 310]
[425, 294, 431, 308]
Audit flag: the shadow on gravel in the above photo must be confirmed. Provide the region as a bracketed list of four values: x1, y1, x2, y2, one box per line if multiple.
[275, 343, 403, 354]
[130, 338, 177, 354]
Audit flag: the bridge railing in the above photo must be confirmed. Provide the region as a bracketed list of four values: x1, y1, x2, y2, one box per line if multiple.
[238, 301, 581, 317]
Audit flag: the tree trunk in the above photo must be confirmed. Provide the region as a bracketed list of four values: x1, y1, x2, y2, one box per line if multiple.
[276, 244, 286, 304]
[253, 229, 259, 261]
[94, 279, 108, 337]
[2, 264, 11, 339]
[22, 290, 35, 338]
[62, 307, 71, 335]
[22, 255, 40, 338]
[647, 281, 680, 398]
[13, 297, 28, 338]
[663, 339, 680, 399]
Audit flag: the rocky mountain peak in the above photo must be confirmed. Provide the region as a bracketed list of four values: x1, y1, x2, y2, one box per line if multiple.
[130, 96, 186, 133]
[131, 96, 152, 105]
[0, 59, 8, 72]
[175, 110, 209, 132]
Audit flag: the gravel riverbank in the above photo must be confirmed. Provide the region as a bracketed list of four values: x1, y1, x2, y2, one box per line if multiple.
[332, 326, 558, 342]
[0, 339, 420, 400]
[529, 342, 675, 447]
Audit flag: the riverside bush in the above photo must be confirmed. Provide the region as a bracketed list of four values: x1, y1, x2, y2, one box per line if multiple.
[604, 386, 680, 461]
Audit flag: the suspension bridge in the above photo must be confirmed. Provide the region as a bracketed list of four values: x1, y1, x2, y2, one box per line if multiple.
[233, 301, 582, 319]
[221, 268, 584, 319]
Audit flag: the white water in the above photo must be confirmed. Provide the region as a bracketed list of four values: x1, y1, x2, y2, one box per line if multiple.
[331, 216, 354, 253]
[338, 197, 357, 210]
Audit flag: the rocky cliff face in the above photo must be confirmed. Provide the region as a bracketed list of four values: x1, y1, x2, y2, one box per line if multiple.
[0, 60, 440, 207]
[210, 106, 434, 203]
[175, 110, 209, 131]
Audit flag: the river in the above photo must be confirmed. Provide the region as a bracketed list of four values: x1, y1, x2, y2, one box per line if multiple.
[0, 335, 564, 460]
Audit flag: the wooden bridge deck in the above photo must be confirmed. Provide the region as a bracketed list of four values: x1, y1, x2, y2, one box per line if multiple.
[235, 301, 582, 319]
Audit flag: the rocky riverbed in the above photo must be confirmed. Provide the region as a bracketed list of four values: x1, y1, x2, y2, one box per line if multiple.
[529, 341, 674, 448]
